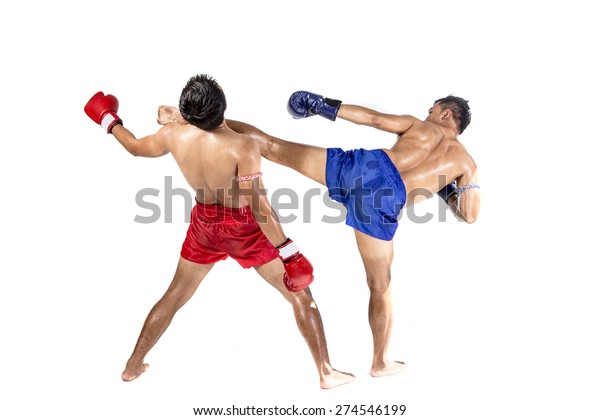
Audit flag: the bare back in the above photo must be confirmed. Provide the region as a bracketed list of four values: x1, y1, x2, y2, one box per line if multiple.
[160, 123, 257, 207]
[384, 120, 477, 203]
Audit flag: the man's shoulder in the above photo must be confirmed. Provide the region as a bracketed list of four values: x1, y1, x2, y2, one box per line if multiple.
[211, 130, 260, 160]
[229, 130, 259, 149]
[449, 141, 477, 171]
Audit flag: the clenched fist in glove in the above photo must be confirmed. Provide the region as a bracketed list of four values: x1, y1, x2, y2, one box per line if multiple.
[84, 91, 123, 133]
[277, 238, 314, 292]
[287, 91, 342, 121]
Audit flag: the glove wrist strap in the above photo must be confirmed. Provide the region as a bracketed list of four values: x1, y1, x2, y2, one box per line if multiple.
[278, 239, 299, 260]
[101, 112, 121, 133]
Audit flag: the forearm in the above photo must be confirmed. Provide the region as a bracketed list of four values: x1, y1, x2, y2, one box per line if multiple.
[111, 124, 141, 156]
[445, 188, 480, 223]
[446, 195, 466, 223]
[110, 124, 169, 158]
[252, 195, 287, 247]
[85, 93, 166, 157]
[337, 104, 380, 126]
[337, 104, 414, 134]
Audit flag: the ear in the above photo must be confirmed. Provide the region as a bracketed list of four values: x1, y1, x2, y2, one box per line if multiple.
[440, 109, 453, 121]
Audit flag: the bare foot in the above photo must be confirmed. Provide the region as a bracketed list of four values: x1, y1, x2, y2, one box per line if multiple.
[370, 361, 406, 377]
[320, 369, 356, 389]
[121, 362, 150, 382]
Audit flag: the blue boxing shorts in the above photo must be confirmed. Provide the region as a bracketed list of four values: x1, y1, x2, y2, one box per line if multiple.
[325, 148, 407, 241]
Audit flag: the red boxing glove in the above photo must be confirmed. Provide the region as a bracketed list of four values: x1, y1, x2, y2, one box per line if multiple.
[84, 91, 123, 133]
[277, 238, 314, 292]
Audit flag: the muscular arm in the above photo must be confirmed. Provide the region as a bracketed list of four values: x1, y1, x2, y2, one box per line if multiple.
[111, 124, 171, 158]
[237, 141, 287, 247]
[337, 104, 418, 135]
[446, 167, 480, 224]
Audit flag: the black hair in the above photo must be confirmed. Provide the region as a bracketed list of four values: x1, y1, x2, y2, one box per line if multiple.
[179, 74, 227, 131]
[434, 95, 471, 134]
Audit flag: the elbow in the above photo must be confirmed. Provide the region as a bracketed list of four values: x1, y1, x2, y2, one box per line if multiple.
[465, 215, 477, 224]
[128, 147, 142, 157]
[464, 209, 479, 224]
[369, 114, 384, 129]
[461, 200, 479, 224]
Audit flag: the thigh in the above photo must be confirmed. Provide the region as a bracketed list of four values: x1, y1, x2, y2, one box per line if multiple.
[163, 257, 214, 305]
[223, 220, 280, 269]
[354, 229, 394, 290]
[270, 136, 328, 186]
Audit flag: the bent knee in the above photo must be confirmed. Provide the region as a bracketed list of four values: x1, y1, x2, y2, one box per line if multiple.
[288, 288, 316, 307]
[161, 288, 195, 309]
[366, 273, 392, 294]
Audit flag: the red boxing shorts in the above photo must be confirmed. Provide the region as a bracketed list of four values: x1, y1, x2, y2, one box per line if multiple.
[181, 200, 279, 268]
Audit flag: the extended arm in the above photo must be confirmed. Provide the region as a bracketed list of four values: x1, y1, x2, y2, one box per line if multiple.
[287, 90, 417, 135]
[84, 91, 170, 157]
[110, 125, 170, 157]
[337, 104, 417, 135]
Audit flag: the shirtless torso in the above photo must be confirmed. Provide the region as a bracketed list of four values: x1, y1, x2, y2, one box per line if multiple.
[161, 97, 480, 221]
[337, 102, 480, 221]
[114, 117, 287, 244]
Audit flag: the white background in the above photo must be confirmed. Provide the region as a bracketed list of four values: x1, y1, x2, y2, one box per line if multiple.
[1, 1, 598, 419]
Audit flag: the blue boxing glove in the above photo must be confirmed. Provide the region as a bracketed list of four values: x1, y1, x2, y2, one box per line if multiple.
[437, 181, 458, 204]
[287, 91, 342, 121]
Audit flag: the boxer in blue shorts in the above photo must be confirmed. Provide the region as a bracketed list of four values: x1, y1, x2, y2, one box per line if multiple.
[229, 92, 480, 378]
[326, 147, 407, 241]
[165, 92, 480, 378]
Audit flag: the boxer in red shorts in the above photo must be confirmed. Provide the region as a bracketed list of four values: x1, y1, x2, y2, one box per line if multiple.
[83, 74, 354, 389]
[181, 199, 280, 269]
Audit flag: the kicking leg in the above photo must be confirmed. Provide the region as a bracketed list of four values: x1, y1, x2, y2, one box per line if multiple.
[121, 257, 214, 381]
[157, 109, 327, 184]
[227, 119, 328, 186]
[254, 258, 354, 389]
[354, 229, 406, 377]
